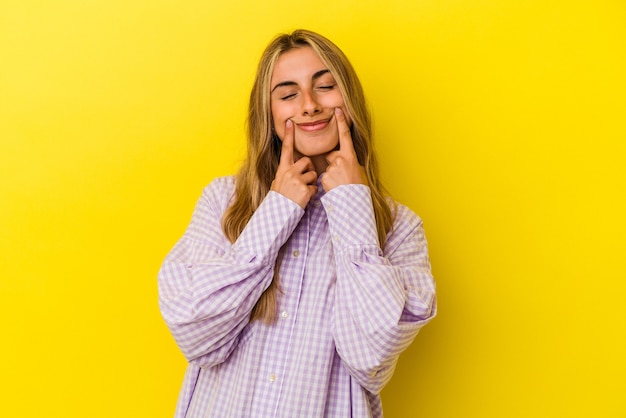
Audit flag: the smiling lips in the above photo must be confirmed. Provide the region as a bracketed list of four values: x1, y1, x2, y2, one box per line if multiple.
[296, 117, 332, 132]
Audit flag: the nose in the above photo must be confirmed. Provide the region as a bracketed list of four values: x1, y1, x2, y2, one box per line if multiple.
[301, 90, 322, 116]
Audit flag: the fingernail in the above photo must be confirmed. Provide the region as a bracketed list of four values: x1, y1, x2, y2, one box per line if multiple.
[286, 119, 292, 128]
[335, 107, 343, 116]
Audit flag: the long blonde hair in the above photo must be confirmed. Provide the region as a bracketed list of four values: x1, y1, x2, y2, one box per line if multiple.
[222, 29, 394, 323]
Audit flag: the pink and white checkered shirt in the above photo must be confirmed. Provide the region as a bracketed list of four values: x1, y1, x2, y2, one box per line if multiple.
[158, 176, 436, 417]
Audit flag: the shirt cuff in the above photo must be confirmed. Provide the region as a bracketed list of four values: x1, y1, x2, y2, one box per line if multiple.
[321, 184, 380, 251]
[233, 191, 304, 264]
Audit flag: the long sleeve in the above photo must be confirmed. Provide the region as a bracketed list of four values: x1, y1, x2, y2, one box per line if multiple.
[322, 184, 437, 394]
[158, 177, 304, 367]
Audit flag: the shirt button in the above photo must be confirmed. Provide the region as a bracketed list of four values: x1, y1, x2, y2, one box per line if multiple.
[268, 373, 277, 382]
[280, 311, 289, 319]
[313, 201, 321, 207]
[292, 250, 300, 257]
[327, 205, 334, 213]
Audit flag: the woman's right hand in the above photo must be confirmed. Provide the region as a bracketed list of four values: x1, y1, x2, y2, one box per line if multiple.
[270, 119, 318, 208]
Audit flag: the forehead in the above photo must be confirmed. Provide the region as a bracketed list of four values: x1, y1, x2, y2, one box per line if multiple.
[271, 47, 329, 85]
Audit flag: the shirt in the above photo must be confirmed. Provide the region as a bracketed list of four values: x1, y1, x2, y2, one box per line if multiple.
[158, 176, 437, 417]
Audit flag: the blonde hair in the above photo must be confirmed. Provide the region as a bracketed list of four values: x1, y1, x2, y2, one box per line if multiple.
[222, 29, 395, 323]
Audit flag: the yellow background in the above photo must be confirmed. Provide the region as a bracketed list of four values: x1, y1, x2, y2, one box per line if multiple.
[1, 0, 624, 416]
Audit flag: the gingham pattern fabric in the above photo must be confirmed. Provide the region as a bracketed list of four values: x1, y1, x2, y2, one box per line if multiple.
[158, 176, 436, 418]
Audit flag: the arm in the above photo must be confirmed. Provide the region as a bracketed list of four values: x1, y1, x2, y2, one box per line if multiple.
[158, 177, 304, 367]
[323, 184, 437, 394]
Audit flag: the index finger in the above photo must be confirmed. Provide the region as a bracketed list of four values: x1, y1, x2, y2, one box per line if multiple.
[279, 119, 295, 166]
[334, 107, 356, 156]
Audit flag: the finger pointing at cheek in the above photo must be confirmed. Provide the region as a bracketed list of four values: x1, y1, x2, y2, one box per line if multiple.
[335, 107, 356, 157]
[321, 108, 368, 192]
[280, 119, 295, 166]
[271, 119, 318, 208]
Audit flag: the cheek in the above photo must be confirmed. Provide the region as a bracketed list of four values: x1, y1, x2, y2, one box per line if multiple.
[271, 104, 286, 138]
[326, 90, 346, 108]
[271, 99, 297, 129]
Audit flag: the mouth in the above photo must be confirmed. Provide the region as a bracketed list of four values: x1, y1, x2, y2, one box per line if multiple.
[295, 116, 333, 132]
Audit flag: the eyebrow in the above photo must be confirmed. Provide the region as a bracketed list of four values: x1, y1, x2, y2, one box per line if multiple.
[271, 69, 331, 93]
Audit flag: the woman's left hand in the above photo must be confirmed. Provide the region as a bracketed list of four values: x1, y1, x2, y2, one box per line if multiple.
[321, 107, 368, 192]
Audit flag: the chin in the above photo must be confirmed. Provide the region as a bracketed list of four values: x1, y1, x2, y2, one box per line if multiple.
[296, 143, 338, 158]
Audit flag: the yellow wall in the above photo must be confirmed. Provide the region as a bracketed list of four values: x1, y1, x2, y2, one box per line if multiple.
[1, 1, 624, 416]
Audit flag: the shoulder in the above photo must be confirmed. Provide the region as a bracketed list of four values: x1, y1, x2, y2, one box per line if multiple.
[199, 175, 236, 213]
[203, 175, 236, 196]
[383, 199, 425, 252]
[393, 201, 423, 229]
[386, 196, 423, 232]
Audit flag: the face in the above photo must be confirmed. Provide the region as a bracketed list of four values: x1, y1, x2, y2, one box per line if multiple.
[270, 46, 347, 161]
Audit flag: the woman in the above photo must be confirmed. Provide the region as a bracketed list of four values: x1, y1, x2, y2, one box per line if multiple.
[158, 29, 436, 417]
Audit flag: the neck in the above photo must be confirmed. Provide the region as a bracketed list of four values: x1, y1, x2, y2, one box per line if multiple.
[293, 151, 329, 177]
[310, 154, 329, 176]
